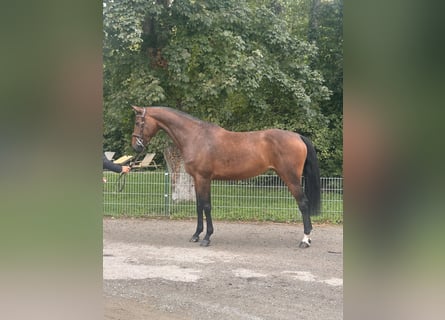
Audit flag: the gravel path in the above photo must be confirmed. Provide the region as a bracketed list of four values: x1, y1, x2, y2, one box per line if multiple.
[104, 218, 343, 320]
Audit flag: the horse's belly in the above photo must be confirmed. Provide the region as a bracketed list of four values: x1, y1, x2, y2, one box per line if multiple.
[211, 163, 270, 180]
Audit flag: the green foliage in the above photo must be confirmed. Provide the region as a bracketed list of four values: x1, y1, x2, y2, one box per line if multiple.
[103, 0, 343, 175]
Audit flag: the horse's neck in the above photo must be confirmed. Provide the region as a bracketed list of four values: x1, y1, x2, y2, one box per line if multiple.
[149, 108, 200, 150]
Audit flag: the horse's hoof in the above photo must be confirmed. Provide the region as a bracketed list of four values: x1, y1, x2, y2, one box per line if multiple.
[190, 235, 199, 242]
[200, 239, 210, 247]
[299, 239, 311, 248]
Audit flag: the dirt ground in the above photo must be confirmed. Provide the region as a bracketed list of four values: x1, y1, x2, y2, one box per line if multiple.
[103, 218, 343, 320]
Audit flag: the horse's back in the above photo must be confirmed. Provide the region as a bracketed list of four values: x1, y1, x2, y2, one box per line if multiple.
[193, 128, 307, 180]
[261, 128, 307, 164]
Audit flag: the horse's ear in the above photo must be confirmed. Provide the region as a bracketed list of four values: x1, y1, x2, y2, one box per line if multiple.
[132, 106, 142, 114]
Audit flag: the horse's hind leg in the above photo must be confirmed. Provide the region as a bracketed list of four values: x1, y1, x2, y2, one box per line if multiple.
[281, 173, 313, 248]
[298, 194, 313, 248]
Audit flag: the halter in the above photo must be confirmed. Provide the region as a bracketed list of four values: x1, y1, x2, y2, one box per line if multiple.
[132, 107, 146, 149]
[117, 107, 147, 193]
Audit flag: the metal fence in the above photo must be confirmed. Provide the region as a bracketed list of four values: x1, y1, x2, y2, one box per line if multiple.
[103, 171, 343, 223]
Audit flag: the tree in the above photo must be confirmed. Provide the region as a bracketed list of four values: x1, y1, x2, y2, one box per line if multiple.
[164, 145, 194, 202]
[307, 0, 343, 176]
[103, 0, 342, 176]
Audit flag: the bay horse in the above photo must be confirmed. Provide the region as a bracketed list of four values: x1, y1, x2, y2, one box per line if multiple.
[131, 106, 321, 248]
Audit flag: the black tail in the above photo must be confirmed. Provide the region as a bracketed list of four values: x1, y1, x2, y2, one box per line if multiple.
[300, 135, 321, 216]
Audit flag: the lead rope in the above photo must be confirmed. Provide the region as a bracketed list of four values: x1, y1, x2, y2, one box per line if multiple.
[116, 149, 146, 193]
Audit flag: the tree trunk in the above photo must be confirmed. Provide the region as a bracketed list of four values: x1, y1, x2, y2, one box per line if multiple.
[163, 145, 195, 202]
[308, 0, 321, 43]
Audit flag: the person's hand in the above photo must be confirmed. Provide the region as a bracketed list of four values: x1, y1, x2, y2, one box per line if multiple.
[121, 166, 131, 173]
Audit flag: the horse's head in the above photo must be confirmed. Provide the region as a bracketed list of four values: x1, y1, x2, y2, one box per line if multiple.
[131, 106, 159, 153]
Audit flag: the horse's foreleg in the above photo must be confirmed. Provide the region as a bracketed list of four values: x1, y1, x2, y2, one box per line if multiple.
[190, 182, 204, 243]
[201, 198, 213, 247]
[191, 177, 213, 246]
[190, 204, 203, 243]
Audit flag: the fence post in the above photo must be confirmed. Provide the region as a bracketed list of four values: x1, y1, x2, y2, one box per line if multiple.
[164, 170, 170, 216]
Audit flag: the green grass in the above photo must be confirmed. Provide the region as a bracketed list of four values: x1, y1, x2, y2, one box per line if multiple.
[103, 171, 343, 223]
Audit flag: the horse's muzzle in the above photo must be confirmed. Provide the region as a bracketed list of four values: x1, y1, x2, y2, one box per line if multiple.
[133, 143, 144, 153]
[132, 135, 148, 153]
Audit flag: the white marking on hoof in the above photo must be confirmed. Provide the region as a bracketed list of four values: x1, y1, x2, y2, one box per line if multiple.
[301, 234, 311, 246]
